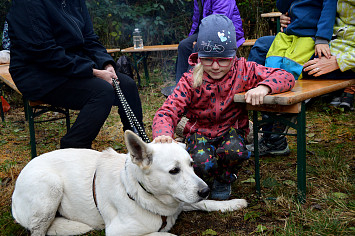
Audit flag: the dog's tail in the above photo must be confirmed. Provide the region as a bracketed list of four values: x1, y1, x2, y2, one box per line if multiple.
[47, 217, 94, 235]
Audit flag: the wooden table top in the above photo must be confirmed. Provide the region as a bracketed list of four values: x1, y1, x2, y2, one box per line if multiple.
[121, 44, 179, 53]
[234, 79, 355, 106]
[261, 12, 282, 18]
[0, 64, 21, 94]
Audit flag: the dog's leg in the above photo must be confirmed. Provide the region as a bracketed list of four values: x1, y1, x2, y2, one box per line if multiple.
[12, 172, 64, 236]
[182, 199, 248, 212]
[144, 233, 176, 236]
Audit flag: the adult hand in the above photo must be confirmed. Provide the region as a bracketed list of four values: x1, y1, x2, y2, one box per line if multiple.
[153, 135, 174, 143]
[303, 56, 339, 77]
[280, 13, 291, 33]
[245, 85, 271, 105]
[93, 64, 117, 85]
[315, 44, 331, 59]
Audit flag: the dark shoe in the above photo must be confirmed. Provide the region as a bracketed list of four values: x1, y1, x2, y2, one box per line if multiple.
[246, 135, 290, 156]
[210, 180, 231, 200]
[339, 93, 354, 111]
[330, 96, 341, 107]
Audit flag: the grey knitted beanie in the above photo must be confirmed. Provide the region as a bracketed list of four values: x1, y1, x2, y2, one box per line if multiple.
[196, 14, 237, 58]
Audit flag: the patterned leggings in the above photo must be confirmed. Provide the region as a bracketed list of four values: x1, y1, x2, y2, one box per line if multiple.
[185, 127, 251, 185]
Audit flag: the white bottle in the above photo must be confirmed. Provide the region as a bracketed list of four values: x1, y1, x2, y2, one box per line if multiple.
[133, 28, 143, 49]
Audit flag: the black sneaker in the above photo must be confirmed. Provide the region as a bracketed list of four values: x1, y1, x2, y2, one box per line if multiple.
[210, 180, 231, 200]
[339, 92, 354, 111]
[246, 135, 290, 156]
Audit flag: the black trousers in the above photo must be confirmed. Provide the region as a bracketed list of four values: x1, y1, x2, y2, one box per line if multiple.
[41, 72, 143, 149]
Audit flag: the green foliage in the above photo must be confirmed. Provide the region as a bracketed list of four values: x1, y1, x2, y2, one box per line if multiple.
[86, 0, 194, 48]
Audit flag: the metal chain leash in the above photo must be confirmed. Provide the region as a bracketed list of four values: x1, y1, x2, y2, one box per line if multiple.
[112, 78, 150, 143]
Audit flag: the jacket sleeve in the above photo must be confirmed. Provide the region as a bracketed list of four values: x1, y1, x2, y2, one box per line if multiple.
[242, 61, 295, 94]
[152, 75, 193, 139]
[8, 0, 94, 78]
[188, 0, 200, 36]
[316, 0, 337, 41]
[210, 0, 245, 47]
[80, 0, 116, 70]
[276, 0, 293, 14]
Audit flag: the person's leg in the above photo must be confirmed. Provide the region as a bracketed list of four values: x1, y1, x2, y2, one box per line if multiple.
[175, 33, 198, 84]
[185, 133, 217, 187]
[215, 128, 250, 183]
[41, 78, 115, 149]
[113, 72, 144, 132]
[247, 36, 275, 65]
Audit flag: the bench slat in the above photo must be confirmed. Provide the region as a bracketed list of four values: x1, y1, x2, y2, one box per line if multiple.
[0, 64, 21, 94]
[234, 79, 355, 106]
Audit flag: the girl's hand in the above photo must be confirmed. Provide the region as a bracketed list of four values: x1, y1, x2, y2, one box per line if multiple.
[153, 135, 174, 143]
[245, 85, 271, 105]
[315, 44, 331, 59]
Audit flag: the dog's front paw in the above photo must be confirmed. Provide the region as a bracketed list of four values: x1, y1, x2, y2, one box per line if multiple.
[220, 198, 248, 212]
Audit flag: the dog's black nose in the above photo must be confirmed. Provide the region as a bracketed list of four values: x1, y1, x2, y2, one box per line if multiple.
[198, 187, 210, 198]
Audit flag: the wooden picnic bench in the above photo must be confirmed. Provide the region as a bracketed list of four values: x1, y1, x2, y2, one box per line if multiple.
[234, 78, 355, 203]
[121, 39, 257, 86]
[0, 63, 70, 158]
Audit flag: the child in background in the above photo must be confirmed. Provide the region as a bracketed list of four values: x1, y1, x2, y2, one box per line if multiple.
[152, 14, 295, 200]
[265, 0, 337, 80]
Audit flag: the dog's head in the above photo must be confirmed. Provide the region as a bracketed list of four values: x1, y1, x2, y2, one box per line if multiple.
[124, 130, 210, 205]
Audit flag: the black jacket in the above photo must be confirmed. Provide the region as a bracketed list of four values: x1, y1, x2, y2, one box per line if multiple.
[7, 0, 115, 101]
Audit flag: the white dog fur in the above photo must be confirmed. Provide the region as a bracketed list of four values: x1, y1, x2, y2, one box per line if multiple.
[12, 130, 247, 236]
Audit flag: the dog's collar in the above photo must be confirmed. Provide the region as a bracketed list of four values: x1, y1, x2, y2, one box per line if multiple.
[127, 185, 167, 232]
[92, 171, 98, 208]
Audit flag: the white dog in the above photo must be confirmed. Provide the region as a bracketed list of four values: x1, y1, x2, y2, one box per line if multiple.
[12, 130, 247, 236]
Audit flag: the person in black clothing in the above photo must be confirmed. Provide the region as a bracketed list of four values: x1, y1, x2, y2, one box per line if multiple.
[7, 0, 145, 149]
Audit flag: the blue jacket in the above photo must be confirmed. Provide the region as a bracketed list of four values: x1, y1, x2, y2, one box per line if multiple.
[189, 0, 245, 47]
[7, 0, 115, 101]
[277, 0, 337, 41]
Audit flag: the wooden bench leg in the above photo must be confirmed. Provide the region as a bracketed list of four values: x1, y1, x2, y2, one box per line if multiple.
[296, 102, 307, 203]
[253, 111, 261, 196]
[252, 107, 307, 203]
[24, 99, 37, 158]
[0, 97, 4, 122]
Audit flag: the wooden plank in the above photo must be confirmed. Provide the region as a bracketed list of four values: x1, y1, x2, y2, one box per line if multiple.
[245, 103, 301, 113]
[261, 12, 282, 18]
[106, 48, 120, 53]
[0, 64, 21, 94]
[242, 39, 256, 47]
[121, 44, 179, 53]
[234, 79, 355, 105]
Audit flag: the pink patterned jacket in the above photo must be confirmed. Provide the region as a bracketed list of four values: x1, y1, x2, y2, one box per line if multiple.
[152, 53, 295, 139]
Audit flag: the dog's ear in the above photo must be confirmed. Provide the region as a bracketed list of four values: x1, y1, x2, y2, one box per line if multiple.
[124, 130, 152, 168]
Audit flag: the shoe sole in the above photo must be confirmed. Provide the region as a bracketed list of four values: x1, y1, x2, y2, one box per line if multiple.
[251, 145, 291, 156]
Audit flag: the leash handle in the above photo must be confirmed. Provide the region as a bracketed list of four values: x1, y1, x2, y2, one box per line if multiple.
[112, 78, 150, 143]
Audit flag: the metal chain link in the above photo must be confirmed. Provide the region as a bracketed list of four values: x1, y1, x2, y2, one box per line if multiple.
[112, 78, 150, 143]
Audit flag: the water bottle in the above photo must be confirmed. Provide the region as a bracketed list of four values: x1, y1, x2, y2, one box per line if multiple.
[133, 28, 143, 49]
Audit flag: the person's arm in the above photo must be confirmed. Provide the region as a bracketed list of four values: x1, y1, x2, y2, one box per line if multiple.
[314, 0, 338, 59]
[243, 61, 295, 98]
[276, 0, 293, 14]
[8, 0, 94, 78]
[80, 0, 116, 70]
[152, 76, 192, 139]
[188, 0, 200, 36]
[211, 0, 245, 47]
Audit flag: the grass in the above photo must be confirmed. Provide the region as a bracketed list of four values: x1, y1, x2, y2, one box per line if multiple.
[0, 71, 354, 235]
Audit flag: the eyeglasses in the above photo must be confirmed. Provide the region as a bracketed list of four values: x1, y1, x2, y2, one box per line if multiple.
[199, 57, 234, 67]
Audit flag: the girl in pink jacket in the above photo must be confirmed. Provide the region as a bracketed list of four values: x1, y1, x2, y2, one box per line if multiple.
[153, 14, 295, 200]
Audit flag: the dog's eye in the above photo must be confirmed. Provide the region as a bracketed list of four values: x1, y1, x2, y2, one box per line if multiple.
[169, 167, 180, 175]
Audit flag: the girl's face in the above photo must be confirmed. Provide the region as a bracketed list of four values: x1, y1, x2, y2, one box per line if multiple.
[199, 57, 234, 80]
